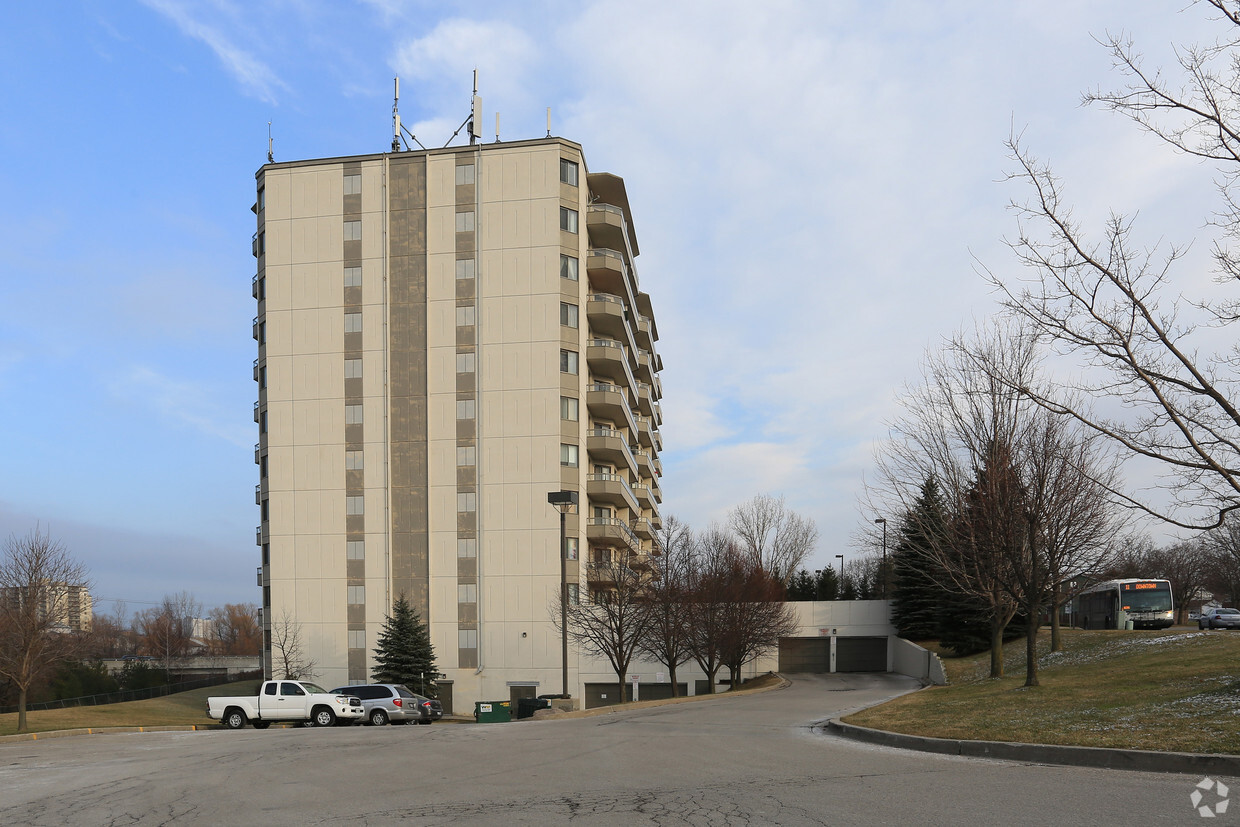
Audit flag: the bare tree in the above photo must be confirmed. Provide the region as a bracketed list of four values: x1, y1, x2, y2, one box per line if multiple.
[986, 3, 1240, 530]
[0, 528, 91, 731]
[716, 555, 799, 689]
[136, 591, 203, 674]
[728, 494, 819, 585]
[638, 516, 695, 696]
[683, 525, 735, 693]
[270, 608, 316, 680]
[1142, 539, 1211, 624]
[206, 603, 262, 656]
[1204, 516, 1240, 604]
[554, 556, 649, 702]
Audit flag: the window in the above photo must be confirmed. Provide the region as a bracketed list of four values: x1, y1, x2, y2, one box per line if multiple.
[257, 232, 265, 255]
[456, 352, 476, 373]
[565, 537, 579, 561]
[567, 583, 580, 605]
[458, 583, 477, 603]
[560, 159, 578, 186]
[259, 366, 266, 389]
[560, 302, 578, 329]
[257, 187, 265, 211]
[344, 173, 361, 195]
[592, 589, 612, 605]
[457, 446, 476, 466]
[260, 455, 268, 479]
[458, 629, 478, 649]
[264, 682, 277, 696]
[560, 443, 579, 467]
[347, 585, 365, 605]
[457, 492, 477, 512]
[260, 499, 269, 521]
[456, 306, 475, 327]
[456, 399, 475, 420]
[346, 540, 365, 560]
[282, 682, 305, 696]
[345, 450, 364, 470]
[455, 164, 475, 185]
[560, 349, 578, 375]
[455, 258, 475, 280]
[348, 630, 365, 649]
[346, 404, 363, 424]
[344, 220, 361, 241]
[345, 312, 362, 333]
[346, 495, 364, 516]
[561, 396, 579, 421]
[455, 211, 475, 233]
[257, 277, 265, 300]
[260, 411, 268, 434]
[457, 538, 477, 558]
[258, 322, 266, 345]
[559, 207, 578, 233]
[560, 254, 578, 281]
[344, 266, 362, 287]
[345, 358, 362, 379]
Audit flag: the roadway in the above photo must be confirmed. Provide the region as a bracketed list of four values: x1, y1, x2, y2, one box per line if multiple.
[0, 674, 1224, 825]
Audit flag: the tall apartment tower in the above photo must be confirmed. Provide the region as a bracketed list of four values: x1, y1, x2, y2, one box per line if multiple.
[252, 137, 664, 709]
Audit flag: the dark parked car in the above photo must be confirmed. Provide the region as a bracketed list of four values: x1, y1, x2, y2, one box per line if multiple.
[330, 683, 442, 725]
[1199, 607, 1240, 630]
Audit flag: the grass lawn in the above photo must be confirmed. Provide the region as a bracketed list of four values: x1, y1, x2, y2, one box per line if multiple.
[844, 628, 1240, 755]
[0, 679, 262, 738]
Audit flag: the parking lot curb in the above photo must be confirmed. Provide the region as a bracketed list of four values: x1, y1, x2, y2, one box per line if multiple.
[0, 725, 210, 743]
[825, 719, 1240, 776]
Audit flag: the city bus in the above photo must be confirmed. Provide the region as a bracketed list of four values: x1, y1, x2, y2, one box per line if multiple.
[1073, 579, 1175, 629]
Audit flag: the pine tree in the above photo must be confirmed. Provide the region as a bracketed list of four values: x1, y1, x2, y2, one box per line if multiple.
[890, 477, 952, 640]
[371, 595, 439, 698]
[786, 569, 816, 600]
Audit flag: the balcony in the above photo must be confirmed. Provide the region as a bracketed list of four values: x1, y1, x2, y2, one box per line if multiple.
[253, 401, 261, 424]
[635, 415, 655, 449]
[586, 339, 636, 391]
[254, 483, 262, 505]
[587, 473, 639, 514]
[585, 560, 641, 585]
[633, 517, 655, 542]
[586, 517, 640, 552]
[255, 526, 263, 546]
[252, 275, 259, 300]
[586, 428, 638, 477]
[252, 316, 260, 341]
[253, 358, 260, 382]
[586, 382, 637, 436]
[252, 232, 260, 258]
[634, 448, 655, 481]
[635, 349, 654, 384]
[632, 482, 655, 511]
[636, 382, 654, 418]
[586, 203, 628, 255]
[587, 248, 635, 308]
[635, 314, 654, 350]
[254, 442, 262, 464]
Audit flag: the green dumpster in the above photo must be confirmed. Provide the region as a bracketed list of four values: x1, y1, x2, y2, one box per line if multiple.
[474, 700, 511, 723]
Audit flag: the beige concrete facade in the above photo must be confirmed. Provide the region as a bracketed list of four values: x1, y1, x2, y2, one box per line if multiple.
[252, 138, 664, 710]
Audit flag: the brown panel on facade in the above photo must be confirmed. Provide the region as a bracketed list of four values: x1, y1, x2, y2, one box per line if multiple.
[456, 279, 475, 300]
[455, 183, 476, 205]
[454, 231, 475, 253]
[345, 423, 364, 444]
[456, 466, 475, 487]
[344, 331, 362, 352]
[347, 648, 366, 681]
[347, 604, 365, 625]
[457, 557, 477, 579]
[455, 327, 475, 347]
[343, 193, 361, 216]
[344, 285, 363, 305]
[458, 603, 477, 624]
[346, 515, 365, 534]
[344, 239, 362, 260]
[456, 373, 475, 394]
[456, 419, 476, 440]
[345, 468, 364, 491]
[346, 559, 365, 579]
[344, 377, 363, 398]
[561, 466, 580, 488]
[458, 648, 478, 669]
[457, 512, 476, 533]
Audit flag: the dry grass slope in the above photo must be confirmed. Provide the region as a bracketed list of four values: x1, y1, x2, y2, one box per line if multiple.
[844, 629, 1240, 755]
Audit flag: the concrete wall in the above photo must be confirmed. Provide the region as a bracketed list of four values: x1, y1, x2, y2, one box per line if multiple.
[890, 637, 946, 686]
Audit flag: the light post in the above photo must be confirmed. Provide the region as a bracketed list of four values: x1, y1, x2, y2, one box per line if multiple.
[874, 517, 887, 600]
[547, 490, 579, 698]
[835, 554, 844, 583]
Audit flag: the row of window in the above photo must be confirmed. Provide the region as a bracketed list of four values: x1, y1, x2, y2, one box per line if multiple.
[455, 349, 583, 376]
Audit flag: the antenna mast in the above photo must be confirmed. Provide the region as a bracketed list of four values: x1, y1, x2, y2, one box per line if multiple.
[468, 69, 483, 146]
[267, 121, 274, 163]
[392, 77, 401, 152]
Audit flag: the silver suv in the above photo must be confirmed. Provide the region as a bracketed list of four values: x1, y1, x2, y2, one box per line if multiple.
[330, 683, 442, 726]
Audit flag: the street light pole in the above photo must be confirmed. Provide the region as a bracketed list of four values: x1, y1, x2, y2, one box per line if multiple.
[874, 517, 887, 600]
[547, 490, 578, 698]
[835, 554, 844, 584]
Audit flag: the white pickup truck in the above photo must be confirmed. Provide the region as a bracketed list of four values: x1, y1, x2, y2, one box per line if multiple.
[207, 680, 365, 729]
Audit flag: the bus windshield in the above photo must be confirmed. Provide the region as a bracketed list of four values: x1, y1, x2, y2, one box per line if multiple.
[1120, 586, 1171, 613]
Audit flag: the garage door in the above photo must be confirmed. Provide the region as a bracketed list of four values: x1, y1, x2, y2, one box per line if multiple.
[778, 638, 831, 673]
[836, 637, 887, 672]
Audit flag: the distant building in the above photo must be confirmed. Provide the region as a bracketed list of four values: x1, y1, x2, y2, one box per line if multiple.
[1, 582, 92, 633]
[251, 135, 665, 709]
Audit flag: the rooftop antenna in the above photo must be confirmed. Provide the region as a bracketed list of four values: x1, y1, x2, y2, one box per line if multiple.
[468, 68, 483, 146]
[392, 77, 401, 152]
[546, 107, 551, 138]
[267, 121, 274, 163]
[495, 112, 501, 143]
[392, 76, 426, 151]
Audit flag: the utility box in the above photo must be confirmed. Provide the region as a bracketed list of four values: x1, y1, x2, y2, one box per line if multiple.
[474, 700, 511, 723]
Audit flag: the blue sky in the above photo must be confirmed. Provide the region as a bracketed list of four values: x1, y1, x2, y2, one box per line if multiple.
[0, 1, 1220, 614]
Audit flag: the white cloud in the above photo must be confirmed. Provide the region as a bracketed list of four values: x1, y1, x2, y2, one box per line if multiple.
[139, 0, 289, 104]
[112, 365, 251, 447]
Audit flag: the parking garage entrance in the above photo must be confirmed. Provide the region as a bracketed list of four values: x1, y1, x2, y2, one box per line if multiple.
[777, 636, 888, 673]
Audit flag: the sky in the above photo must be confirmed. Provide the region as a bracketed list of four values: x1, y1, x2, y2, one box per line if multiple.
[0, 0, 1226, 615]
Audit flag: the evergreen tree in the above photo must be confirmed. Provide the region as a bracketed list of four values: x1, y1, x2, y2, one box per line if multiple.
[371, 595, 439, 698]
[814, 566, 839, 600]
[890, 478, 952, 640]
[786, 569, 816, 600]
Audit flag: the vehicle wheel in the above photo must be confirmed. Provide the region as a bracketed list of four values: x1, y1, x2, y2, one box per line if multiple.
[312, 707, 337, 727]
[252, 721, 271, 730]
[369, 708, 389, 726]
[223, 709, 247, 730]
